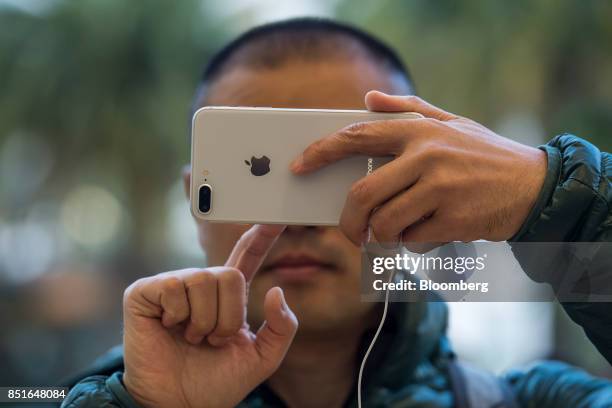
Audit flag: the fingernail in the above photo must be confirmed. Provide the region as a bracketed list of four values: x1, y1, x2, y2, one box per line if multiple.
[361, 229, 370, 246]
[278, 288, 289, 312]
[289, 156, 303, 173]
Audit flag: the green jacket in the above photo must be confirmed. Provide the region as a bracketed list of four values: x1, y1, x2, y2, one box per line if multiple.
[61, 135, 612, 407]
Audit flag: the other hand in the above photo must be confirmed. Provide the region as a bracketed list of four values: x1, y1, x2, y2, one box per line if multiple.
[290, 91, 547, 248]
[122, 225, 297, 408]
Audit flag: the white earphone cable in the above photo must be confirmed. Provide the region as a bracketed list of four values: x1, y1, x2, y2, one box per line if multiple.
[357, 267, 396, 408]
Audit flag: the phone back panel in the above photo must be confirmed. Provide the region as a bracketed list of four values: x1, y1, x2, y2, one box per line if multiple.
[190, 107, 421, 225]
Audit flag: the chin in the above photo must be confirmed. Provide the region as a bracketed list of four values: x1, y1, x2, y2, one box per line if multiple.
[284, 285, 372, 334]
[248, 272, 371, 333]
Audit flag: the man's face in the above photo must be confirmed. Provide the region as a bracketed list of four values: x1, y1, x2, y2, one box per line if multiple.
[187, 57, 410, 336]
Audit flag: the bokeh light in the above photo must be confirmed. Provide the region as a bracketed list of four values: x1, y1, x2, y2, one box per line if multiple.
[60, 185, 124, 249]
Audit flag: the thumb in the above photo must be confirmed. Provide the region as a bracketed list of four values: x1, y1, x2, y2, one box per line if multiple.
[254, 287, 298, 371]
[365, 90, 458, 121]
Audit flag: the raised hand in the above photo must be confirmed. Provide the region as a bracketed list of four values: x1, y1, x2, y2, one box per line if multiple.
[122, 225, 297, 408]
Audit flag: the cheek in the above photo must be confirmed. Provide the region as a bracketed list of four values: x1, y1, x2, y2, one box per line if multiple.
[326, 227, 362, 267]
[198, 222, 251, 265]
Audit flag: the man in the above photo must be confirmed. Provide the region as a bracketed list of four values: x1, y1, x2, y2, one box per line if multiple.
[62, 18, 612, 407]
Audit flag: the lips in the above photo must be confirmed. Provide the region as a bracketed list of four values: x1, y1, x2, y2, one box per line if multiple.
[264, 253, 335, 282]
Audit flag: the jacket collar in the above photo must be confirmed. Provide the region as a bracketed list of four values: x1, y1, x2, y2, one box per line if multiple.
[248, 301, 452, 407]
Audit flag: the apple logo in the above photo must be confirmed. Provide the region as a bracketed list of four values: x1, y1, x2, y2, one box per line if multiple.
[245, 155, 270, 176]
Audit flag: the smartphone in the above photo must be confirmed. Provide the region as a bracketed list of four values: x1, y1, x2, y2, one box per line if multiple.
[190, 106, 422, 225]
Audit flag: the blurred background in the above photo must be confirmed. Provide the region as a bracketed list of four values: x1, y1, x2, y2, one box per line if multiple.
[0, 0, 611, 386]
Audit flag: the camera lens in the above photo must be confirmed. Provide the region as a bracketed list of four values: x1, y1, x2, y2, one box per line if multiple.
[198, 184, 211, 214]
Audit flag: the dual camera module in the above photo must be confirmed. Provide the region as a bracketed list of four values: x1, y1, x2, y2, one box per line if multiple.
[198, 184, 212, 213]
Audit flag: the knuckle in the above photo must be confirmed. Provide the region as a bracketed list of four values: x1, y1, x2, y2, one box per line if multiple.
[429, 173, 455, 195]
[343, 121, 368, 139]
[348, 180, 372, 208]
[338, 123, 369, 148]
[413, 118, 441, 133]
[123, 277, 149, 302]
[403, 95, 425, 108]
[422, 117, 438, 126]
[370, 212, 394, 241]
[161, 276, 184, 294]
[186, 269, 216, 288]
[219, 267, 246, 287]
[421, 142, 449, 165]
[409, 147, 429, 167]
[122, 282, 137, 303]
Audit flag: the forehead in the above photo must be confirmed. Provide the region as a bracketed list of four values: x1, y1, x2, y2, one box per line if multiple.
[202, 59, 411, 110]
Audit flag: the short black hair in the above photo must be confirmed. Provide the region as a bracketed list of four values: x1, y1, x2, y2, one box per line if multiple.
[193, 17, 415, 110]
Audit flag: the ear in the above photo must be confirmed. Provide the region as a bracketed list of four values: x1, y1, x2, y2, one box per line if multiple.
[182, 164, 191, 200]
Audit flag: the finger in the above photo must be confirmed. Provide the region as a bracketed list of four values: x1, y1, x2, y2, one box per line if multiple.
[402, 215, 454, 245]
[339, 156, 423, 245]
[208, 267, 246, 345]
[404, 241, 444, 254]
[254, 287, 298, 373]
[225, 224, 286, 283]
[137, 275, 190, 328]
[365, 91, 458, 122]
[290, 119, 414, 174]
[183, 270, 218, 344]
[369, 184, 437, 245]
